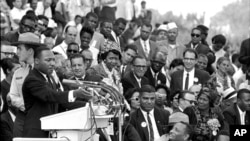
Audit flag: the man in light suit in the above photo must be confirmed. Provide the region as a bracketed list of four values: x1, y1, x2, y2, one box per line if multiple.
[130, 85, 170, 141]
[223, 88, 250, 125]
[133, 22, 157, 61]
[170, 48, 210, 97]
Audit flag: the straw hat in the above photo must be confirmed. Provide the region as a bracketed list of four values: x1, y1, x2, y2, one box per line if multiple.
[12, 32, 45, 47]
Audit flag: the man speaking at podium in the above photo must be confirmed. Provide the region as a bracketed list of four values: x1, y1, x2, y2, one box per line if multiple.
[22, 47, 93, 137]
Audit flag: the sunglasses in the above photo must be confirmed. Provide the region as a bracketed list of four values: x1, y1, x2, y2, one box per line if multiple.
[182, 98, 197, 105]
[191, 33, 200, 38]
[67, 49, 78, 53]
[22, 23, 36, 32]
[130, 97, 139, 101]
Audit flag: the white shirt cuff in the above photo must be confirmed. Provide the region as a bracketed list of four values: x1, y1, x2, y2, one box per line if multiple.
[68, 90, 76, 102]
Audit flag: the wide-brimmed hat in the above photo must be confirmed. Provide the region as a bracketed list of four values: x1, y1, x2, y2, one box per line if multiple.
[169, 112, 189, 125]
[100, 40, 121, 54]
[12, 32, 45, 47]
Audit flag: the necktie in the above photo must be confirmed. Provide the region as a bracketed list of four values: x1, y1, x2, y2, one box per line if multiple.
[147, 112, 154, 141]
[154, 73, 158, 86]
[46, 75, 56, 90]
[144, 41, 148, 57]
[184, 73, 189, 90]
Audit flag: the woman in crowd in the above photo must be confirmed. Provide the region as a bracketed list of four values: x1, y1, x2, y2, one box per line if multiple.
[124, 88, 140, 114]
[215, 57, 236, 98]
[184, 86, 227, 141]
[0, 57, 21, 113]
[86, 40, 122, 92]
[155, 84, 173, 114]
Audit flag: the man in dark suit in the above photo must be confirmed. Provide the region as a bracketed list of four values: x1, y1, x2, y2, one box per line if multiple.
[223, 89, 250, 125]
[120, 44, 137, 78]
[121, 56, 149, 95]
[22, 47, 93, 137]
[144, 51, 166, 87]
[185, 27, 211, 55]
[130, 85, 170, 141]
[0, 95, 16, 141]
[170, 48, 210, 97]
[133, 22, 157, 61]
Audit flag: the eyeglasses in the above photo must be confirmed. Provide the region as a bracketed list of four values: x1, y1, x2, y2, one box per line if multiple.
[184, 58, 196, 61]
[133, 65, 147, 69]
[67, 49, 78, 53]
[182, 98, 196, 105]
[130, 97, 139, 101]
[84, 58, 93, 62]
[191, 33, 201, 38]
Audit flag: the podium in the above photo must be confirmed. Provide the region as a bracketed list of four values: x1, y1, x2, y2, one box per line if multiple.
[39, 105, 113, 141]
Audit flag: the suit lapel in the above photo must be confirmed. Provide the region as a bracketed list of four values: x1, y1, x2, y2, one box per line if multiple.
[234, 104, 242, 124]
[130, 72, 140, 87]
[137, 109, 149, 141]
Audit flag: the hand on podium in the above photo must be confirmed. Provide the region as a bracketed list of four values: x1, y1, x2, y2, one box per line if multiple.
[73, 88, 93, 101]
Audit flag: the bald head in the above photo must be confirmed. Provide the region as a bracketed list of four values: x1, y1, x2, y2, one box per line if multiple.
[65, 26, 77, 44]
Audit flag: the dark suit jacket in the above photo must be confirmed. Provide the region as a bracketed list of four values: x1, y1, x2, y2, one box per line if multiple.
[121, 71, 149, 94]
[144, 67, 166, 87]
[0, 79, 10, 113]
[223, 103, 250, 125]
[129, 107, 170, 141]
[170, 69, 210, 97]
[133, 39, 158, 61]
[240, 38, 250, 57]
[4, 30, 19, 43]
[22, 68, 84, 137]
[54, 35, 64, 47]
[0, 111, 14, 141]
[185, 42, 211, 55]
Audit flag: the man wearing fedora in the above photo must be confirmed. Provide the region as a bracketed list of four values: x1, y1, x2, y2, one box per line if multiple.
[8, 32, 45, 137]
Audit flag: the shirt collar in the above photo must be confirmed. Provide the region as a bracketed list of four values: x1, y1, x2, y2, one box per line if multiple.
[133, 72, 141, 82]
[140, 38, 149, 44]
[184, 68, 195, 74]
[237, 104, 246, 114]
[75, 75, 86, 80]
[150, 67, 158, 77]
[140, 108, 154, 116]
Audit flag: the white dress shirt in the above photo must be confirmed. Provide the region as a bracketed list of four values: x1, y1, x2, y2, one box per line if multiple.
[53, 40, 68, 59]
[10, 7, 27, 30]
[182, 68, 195, 90]
[35, 1, 52, 19]
[140, 108, 160, 141]
[133, 73, 141, 88]
[237, 105, 246, 125]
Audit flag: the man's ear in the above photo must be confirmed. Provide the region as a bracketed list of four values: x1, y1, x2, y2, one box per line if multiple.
[34, 57, 39, 65]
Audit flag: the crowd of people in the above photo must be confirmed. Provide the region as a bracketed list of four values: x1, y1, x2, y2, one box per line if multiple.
[1, 0, 250, 141]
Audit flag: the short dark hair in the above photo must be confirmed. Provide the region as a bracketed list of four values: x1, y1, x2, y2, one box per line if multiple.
[0, 58, 19, 75]
[68, 42, 80, 51]
[75, 15, 82, 21]
[38, 15, 49, 22]
[231, 53, 240, 63]
[101, 49, 122, 60]
[34, 47, 51, 59]
[237, 89, 250, 99]
[114, 18, 127, 26]
[69, 53, 85, 64]
[100, 20, 113, 28]
[197, 25, 209, 35]
[80, 26, 94, 38]
[183, 48, 198, 59]
[212, 34, 226, 45]
[155, 84, 170, 103]
[178, 90, 194, 100]
[169, 58, 184, 69]
[65, 25, 75, 33]
[86, 12, 98, 20]
[191, 27, 202, 34]
[20, 14, 37, 26]
[139, 85, 155, 96]
[123, 44, 137, 53]
[141, 22, 152, 31]
[132, 55, 146, 65]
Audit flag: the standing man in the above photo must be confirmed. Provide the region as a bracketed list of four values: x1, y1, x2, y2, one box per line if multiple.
[9, 32, 43, 137]
[130, 85, 170, 141]
[53, 26, 78, 59]
[170, 49, 210, 96]
[111, 18, 127, 48]
[223, 88, 250, 125]
[197, 25, 209, 46]
[22, 47, 92, 137]
[144, 51, 166, 87]
[134, 22, 157, 61]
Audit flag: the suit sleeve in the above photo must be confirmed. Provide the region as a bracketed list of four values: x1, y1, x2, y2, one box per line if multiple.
[223, 110, 235, 125]
[121, 78, 134, 94]
[23, 76, 69, 104]
[0, 115, 12, 141]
